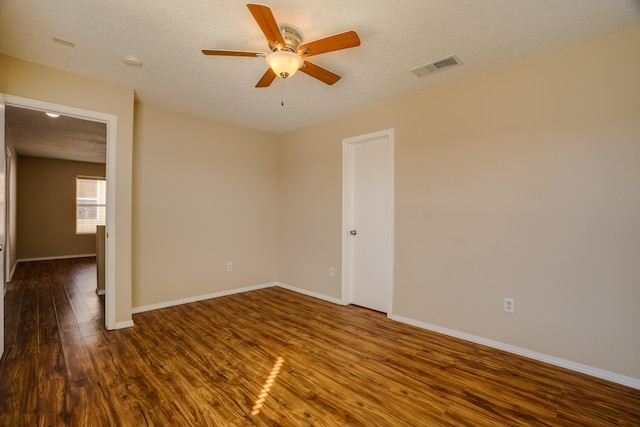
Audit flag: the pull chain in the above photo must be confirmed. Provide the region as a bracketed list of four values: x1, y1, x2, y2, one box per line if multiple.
[281, 78, 285, 106]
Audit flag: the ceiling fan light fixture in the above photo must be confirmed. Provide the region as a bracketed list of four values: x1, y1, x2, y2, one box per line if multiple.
[265, 50, 303, 79]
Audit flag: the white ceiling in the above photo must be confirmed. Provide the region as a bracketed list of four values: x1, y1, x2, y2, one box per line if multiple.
[1, 0, 639, 136]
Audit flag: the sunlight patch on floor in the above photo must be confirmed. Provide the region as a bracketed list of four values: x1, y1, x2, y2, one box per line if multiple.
[251, 357, 284, 416]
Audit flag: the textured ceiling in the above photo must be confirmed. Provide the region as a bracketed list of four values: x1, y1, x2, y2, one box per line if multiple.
[5, 106, 107, 163]
[1, 0, 639, 141]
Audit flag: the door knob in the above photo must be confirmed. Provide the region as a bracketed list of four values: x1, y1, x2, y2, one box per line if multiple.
[350, 230, 357, 236]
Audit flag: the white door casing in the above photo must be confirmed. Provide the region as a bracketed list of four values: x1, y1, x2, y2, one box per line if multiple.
[0, 95, 6, 359]
[342, 129, 394, 314]
[3, 95, 118, 330]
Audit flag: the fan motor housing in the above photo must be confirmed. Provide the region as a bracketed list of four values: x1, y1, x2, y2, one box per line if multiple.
[272, 25, 302, 52]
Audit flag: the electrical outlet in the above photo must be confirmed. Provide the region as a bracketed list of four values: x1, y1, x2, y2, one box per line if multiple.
[329, 267, 335, 277]
[227, 262, 233, 272]
[504, 298, 514, 313]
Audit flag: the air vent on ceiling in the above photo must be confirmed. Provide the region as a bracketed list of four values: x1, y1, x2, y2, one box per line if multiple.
[410, 55, 462, 78]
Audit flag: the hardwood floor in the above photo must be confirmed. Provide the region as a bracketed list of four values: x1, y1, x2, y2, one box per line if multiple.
[1, 258, 639, 426]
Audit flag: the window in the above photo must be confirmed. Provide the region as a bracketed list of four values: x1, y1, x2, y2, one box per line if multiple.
[76, 176, 106, 234]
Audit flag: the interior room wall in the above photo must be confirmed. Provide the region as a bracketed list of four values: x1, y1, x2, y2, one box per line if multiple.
[131, 102, 279, 308]
[1, 26, 638, 382]
[277, 27, 640, 379]
[16, 156, 106, 259]
[0, 54, 134, 325]
[277, 124, 344, 297]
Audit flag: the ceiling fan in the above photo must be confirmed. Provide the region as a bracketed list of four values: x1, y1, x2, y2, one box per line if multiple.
[202, 4, 361, 87]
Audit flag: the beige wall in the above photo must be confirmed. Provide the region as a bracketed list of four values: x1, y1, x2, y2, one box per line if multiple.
[1, 54, 134, 325]
[278, 27, 640, 378]
[278, 124, 344, 296]
[132, 103, 279, 307]
[1, 26, 638, 381]
[16, 157, 105, 259]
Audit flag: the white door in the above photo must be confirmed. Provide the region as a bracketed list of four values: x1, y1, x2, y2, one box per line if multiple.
[343, 129, 393, 314]
[0, 96, 6, 359]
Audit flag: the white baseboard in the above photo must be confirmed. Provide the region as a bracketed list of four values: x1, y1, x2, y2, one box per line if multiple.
[125, 279, 640, 390]
[8, 262, 17, 282]
[276, 282, 343, 305]
[17, 254, 96, 263]
[130, 282, 341, 315]
[390, 314, 640, 391]
[115, 319, 134, 329]
[131, 282, 278, 314]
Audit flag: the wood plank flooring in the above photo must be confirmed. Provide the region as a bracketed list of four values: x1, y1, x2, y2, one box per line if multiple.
[1, 258, 639, 426]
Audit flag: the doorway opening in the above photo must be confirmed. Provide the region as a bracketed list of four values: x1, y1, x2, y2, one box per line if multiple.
[3, 94, 117, 329]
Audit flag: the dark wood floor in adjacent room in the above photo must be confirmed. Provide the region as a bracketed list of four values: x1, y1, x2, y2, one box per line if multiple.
[1, 258, 639, 426]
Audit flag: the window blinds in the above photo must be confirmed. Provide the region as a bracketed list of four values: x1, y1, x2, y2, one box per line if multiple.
[76, 176, 106, 234]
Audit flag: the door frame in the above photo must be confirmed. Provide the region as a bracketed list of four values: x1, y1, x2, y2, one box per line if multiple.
[341, 128, 394, 316]
[3, 94, 118, 330]
[1, 94, 6, 359]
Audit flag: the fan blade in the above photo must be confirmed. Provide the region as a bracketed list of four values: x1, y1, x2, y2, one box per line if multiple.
[256, 68, 277, 88]
[247, 4, 286, 49]
[298, 31, 360, 57]
[299, 61, 341, 85]
[202, 49, 262, 57]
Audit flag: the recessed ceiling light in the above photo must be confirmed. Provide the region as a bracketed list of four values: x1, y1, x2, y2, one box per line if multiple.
[123, 56, 143, 68]
[45, 112, 61, 118]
